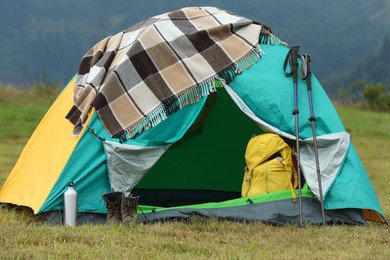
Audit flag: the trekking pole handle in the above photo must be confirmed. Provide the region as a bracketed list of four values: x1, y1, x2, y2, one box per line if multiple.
[291, 45, 299, 84]
[303, 54, 312, 91]
[304, 54, 316, 121]
[283, 45, 300, 80]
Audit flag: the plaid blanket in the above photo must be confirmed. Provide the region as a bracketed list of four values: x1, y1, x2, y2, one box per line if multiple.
[66, 7, 273, 138]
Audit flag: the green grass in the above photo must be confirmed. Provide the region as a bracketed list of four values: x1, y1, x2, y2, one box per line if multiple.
[337, 106, 390, 218]
[0, 85, 60, 183]
[0, 86, 389, 259]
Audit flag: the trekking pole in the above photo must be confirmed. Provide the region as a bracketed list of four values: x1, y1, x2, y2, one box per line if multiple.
[302, 54, 326, 225]
[283, 45, 303, 227]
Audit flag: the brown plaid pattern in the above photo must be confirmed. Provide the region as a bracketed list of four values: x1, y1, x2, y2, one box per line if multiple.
[66, 7, 271, 138]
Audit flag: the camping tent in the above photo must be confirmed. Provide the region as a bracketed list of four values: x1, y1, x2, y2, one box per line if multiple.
[0, 7, 386, 225]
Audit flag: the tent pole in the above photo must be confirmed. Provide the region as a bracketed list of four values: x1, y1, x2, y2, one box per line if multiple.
[302, 54, 326, 225]
[284, 45, 303, 227]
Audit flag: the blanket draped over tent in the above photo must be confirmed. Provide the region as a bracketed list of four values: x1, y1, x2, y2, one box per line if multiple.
[66, 7, 273, 138]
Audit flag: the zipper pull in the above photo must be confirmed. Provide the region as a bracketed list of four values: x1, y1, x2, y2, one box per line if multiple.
[246, 172, 252, 182]
[244, 167, 252, 182]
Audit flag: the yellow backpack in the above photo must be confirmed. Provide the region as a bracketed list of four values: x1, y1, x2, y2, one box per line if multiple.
[241, 133, 298, 201]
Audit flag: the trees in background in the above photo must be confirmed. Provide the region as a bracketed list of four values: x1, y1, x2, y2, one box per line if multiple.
[339, 80, 390, 112]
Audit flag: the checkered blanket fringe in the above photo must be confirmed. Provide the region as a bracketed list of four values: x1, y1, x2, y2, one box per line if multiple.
[66, 7, 279, 138]
[131, 75, 216, 136]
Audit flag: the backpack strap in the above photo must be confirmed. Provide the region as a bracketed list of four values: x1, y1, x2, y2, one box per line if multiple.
[290, 182, 297, 202]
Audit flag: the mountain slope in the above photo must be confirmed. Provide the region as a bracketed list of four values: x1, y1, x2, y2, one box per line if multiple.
[324, 37, 390, 94]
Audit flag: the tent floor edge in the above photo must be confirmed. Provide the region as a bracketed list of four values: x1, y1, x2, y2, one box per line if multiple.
[137, 198, 366, 225]
[2, 200, 376, 226]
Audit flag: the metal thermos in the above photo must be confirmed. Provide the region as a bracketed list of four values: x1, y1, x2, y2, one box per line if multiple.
[64, 181, 78, 227]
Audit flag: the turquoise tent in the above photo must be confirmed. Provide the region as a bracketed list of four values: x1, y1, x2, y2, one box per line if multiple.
[0, 7, 385, 225]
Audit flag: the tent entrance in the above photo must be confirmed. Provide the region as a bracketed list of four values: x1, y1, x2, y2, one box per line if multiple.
[134, 88, 261, 207]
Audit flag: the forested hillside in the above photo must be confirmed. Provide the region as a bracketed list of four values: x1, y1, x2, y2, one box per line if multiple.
[324, 37, 390, 91]
[0, 0, 389, 94]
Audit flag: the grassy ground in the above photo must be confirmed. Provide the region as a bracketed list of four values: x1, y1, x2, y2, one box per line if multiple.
[0, 86, 389, 259]
[0, 85, 60, 185]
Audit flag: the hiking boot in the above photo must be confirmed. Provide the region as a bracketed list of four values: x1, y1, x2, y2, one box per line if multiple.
[102, 192, 123, 225]
[121, 193, 139, 225]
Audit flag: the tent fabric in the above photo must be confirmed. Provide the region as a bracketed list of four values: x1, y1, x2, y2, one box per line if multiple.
[42, 186, 366, 226]
[34, 40, 384, 221]
[37, 112, 111, 214]
[137, 198, 366, 225]
[38, 94, 208, 214]
[66, 6, 271, 138]
[220, 39, 341, 141]
[300, 132, 350, 198]
[325, 144, 383, 213]
[227, 42, 384, 217]
[103, 88, 209, 195]
[224, 76, 350, 199]
[227, 43, 345, 138]
[225, 81, 351, 199]
[104, 141, 171, 196]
